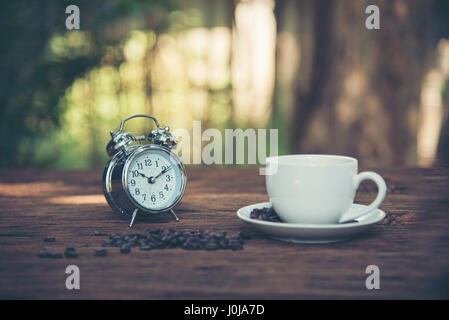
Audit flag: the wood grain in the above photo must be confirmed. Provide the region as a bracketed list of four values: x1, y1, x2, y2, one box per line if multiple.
[0, 167, 448, 299]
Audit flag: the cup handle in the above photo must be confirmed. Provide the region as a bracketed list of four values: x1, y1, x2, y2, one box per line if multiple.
[339, 172, 387, 223]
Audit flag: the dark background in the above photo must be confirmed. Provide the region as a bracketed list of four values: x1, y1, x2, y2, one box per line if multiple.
[1, 0, 449, 169]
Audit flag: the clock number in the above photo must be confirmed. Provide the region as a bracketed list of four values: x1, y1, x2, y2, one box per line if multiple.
[164, 184, 169, 191]
[151, 194, 156, 202]
[130, 179, 136, 186]
[155, 160, 159, 168]
[137, 163, 143, 170]
[145, 159, 152, 167]
[142, 194, 147, 201]
[166, 175, 171, 182]
[135, 188, 140, 195]
[159, 191, 164, 198]
[132, 170, 139, 178]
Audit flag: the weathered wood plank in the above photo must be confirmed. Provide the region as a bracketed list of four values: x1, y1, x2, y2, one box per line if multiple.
[0, 167, 448, 299]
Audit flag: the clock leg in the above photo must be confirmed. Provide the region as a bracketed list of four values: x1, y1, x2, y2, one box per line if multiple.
[169, 209, 179, 222]
[129, 208, 139, 228]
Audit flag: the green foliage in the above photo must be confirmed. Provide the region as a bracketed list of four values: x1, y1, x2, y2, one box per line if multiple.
[0, 0, 276, 168]
[0, 0, 174, 168]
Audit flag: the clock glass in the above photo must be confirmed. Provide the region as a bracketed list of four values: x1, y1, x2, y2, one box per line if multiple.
[125, 147, 183, 211]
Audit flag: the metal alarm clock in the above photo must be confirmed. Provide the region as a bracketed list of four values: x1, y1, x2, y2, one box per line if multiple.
[102, 114, 187, 227]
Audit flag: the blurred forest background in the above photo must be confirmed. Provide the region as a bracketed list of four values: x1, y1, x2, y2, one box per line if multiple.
[1, 0, 449, 169]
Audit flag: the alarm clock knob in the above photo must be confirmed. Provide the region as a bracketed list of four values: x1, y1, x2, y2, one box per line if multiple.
[148, 126, 178, 149]
[106, 131, 136, 156]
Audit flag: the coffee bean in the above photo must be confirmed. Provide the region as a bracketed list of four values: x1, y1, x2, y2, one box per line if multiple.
[94, 248, 107, 256]
[120, 245, 131, 254]
[250, 207, 282, 222]
[65, 248, 78, 258]
[205, 243, 218, 250]
[218, 239, 227, 248]
[39, 228, 245, 259]
[90, 228, 245, 253]
[102, 240, 113, 247]
[38, 251, 51, 258]
[44, 236, 56, 242]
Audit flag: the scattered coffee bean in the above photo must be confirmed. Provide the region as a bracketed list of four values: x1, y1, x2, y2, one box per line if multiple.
[250, 207, 282, 222]
[94, 248, 107, 256]
[44, 236, 56, 242]
[39, 228, 245, 259]
[120, 245, 131, 254]
[65, 251, 78, 258]
[238, 232, 251, 240]
[380, 213, 403, 226]
[96, 228, 245, 252]
[65, 247, 78, 258]
[205, 243, 218, 250]
[102, 239, 113, 247]
[38, 250, 51, 258]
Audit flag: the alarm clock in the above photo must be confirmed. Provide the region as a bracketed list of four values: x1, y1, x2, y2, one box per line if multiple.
[102, 114, 187, 227]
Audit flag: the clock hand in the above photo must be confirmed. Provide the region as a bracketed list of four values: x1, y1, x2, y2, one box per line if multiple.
[149, 165, 172, 184]
[156, 165, 173, 179]
[136, 171, 156, 184]
[136, 171, 150, 179]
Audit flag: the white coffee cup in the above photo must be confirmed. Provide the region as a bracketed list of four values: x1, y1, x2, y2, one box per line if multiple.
[265, 155, 387, 224]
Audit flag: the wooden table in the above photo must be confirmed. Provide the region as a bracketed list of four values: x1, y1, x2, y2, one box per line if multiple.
[0, 167, 448, 299]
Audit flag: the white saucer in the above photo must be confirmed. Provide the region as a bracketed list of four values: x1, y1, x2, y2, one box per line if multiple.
[237, 202, 386, 244]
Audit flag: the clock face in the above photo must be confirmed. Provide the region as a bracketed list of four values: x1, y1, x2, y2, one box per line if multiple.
[124, 147, 185, 212]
